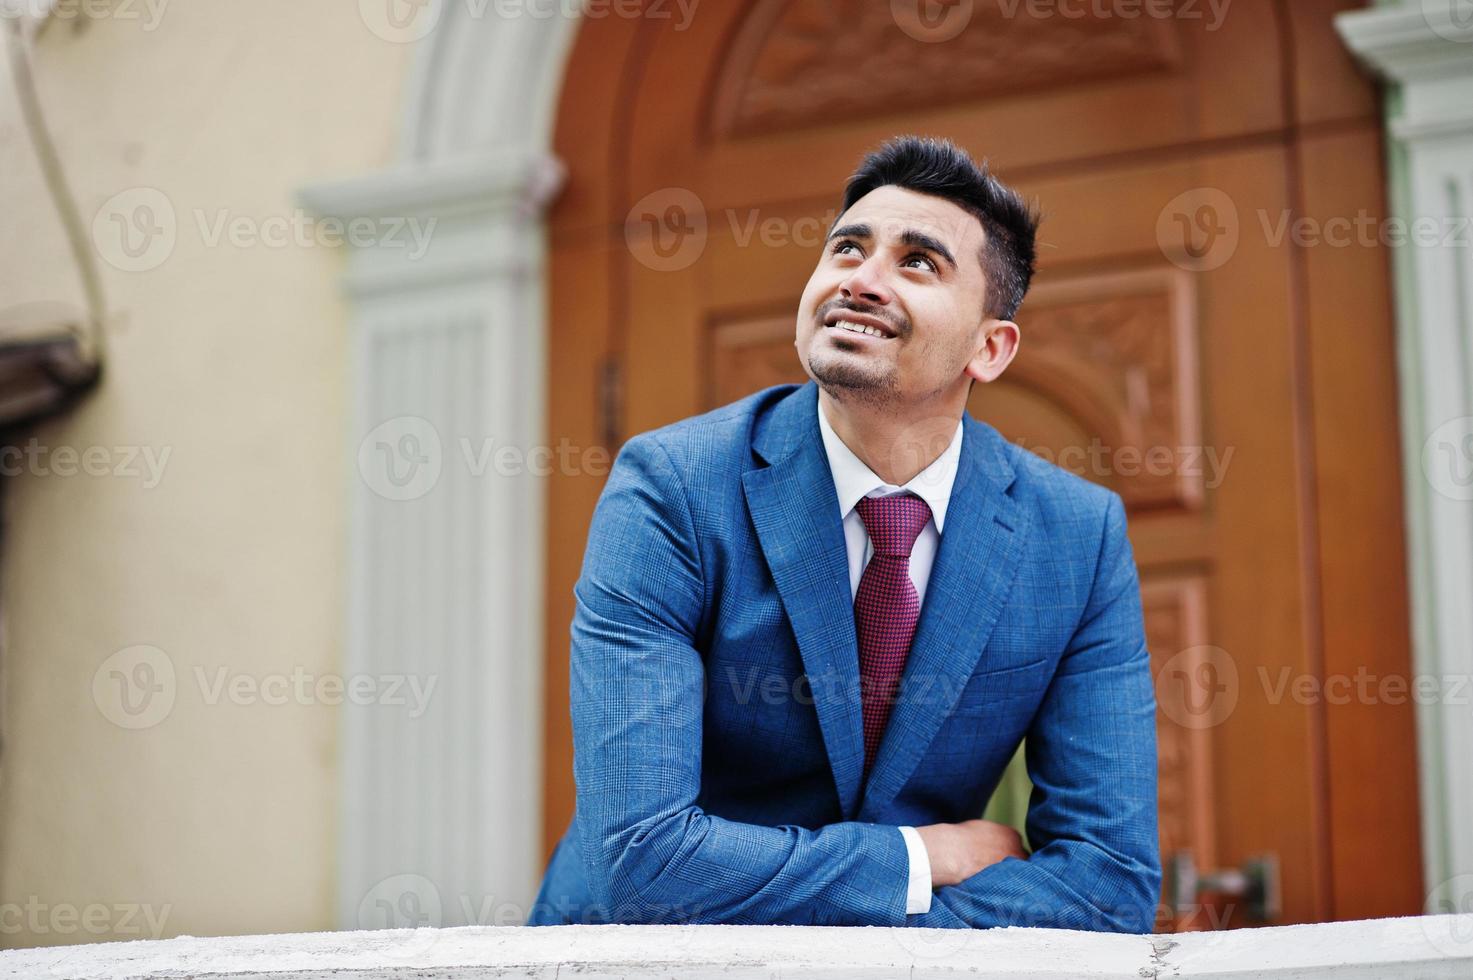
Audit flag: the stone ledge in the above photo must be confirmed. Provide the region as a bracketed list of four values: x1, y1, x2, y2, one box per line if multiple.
[3, 914, 1471, 979]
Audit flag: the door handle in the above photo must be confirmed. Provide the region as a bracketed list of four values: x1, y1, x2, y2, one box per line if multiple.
[1164, 851, 1281, 925]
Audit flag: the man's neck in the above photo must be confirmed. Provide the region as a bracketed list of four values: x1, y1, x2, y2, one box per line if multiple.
[818, 388, 965, 487]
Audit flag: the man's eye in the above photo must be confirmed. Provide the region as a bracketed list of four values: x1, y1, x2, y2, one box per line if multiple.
[903, 254, 937, 273]
[830, 239, 861, 257]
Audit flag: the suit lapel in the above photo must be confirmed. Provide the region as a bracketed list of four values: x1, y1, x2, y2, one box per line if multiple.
[743, 382, 866, 819]
[857, 412, 1034, 820]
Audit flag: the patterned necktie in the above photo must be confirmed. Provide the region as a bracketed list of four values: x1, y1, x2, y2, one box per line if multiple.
[853, 492, 934, 776]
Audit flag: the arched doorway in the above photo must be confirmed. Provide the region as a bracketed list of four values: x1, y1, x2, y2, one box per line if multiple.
[543, 0, 1422, 928]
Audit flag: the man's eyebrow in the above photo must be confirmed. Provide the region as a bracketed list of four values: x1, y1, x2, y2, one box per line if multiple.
[826, 222, 871, 242]
[899, 228, 956, 270]
[825, 222, 957, 271]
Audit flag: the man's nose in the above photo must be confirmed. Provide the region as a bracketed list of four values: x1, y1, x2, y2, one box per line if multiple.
[839, 257, 893, 306]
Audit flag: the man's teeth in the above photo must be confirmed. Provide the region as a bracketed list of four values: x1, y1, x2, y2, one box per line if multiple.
[834, 319, 888, 338]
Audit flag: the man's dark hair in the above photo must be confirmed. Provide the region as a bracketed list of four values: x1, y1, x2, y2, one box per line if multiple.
[836, 135, 1041, 322]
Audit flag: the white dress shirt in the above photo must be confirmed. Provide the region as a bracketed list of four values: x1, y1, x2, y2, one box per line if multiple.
[816, 399, 966, 917]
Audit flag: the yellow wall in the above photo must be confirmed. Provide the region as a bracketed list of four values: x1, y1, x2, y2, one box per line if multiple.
[0, 3, 409, 945]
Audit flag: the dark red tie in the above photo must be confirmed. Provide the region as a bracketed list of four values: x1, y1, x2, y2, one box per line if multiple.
[853, 492, 933, 776]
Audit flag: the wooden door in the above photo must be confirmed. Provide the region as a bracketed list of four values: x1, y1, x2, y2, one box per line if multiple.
[545, 0, 1422, 928]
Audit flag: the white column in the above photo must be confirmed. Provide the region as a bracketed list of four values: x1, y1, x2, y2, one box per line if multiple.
[1337, 1, 1473, 917]
[298, 146, 565, 928]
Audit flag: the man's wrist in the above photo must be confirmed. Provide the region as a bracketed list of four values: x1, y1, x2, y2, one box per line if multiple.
[897, 825, 933, 915]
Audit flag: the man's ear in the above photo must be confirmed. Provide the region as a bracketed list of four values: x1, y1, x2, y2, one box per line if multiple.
[964, 318, 1020, 385]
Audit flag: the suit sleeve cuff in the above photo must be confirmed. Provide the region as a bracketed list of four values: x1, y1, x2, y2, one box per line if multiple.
[897, 825, 933, 915]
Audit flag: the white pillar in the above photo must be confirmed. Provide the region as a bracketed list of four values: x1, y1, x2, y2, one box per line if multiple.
[1337, 0, 1473, 917]
[298, 146, 565, 928]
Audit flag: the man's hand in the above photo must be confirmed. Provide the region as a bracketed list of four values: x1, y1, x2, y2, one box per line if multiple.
[915, 819, 1029, 888]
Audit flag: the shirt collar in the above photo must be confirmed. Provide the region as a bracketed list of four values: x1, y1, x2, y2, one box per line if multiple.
[817, 398, 964, 533]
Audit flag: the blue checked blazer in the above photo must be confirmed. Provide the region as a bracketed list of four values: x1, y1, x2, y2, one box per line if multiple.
[528, 380, 1160, 931]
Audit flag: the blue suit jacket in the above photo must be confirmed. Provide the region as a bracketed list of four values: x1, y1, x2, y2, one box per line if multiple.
[528, 380, 1160, 931]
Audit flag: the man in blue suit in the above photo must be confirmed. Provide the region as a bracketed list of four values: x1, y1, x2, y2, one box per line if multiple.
[528, 136, 1160, 931]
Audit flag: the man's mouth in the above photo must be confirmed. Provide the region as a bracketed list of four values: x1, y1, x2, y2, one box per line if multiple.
[822, 311, 898, 340]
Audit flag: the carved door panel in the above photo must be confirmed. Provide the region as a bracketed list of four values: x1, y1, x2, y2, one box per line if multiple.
[547, 0, 1422, 928]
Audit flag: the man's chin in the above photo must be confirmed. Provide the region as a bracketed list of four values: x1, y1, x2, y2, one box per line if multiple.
[807, 355, 899, 403]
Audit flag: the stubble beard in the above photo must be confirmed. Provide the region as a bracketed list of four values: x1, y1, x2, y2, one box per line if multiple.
[805, 340, 902, 410]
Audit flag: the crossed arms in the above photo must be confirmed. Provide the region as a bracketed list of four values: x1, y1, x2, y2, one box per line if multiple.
[570, 433, 1161, 930]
